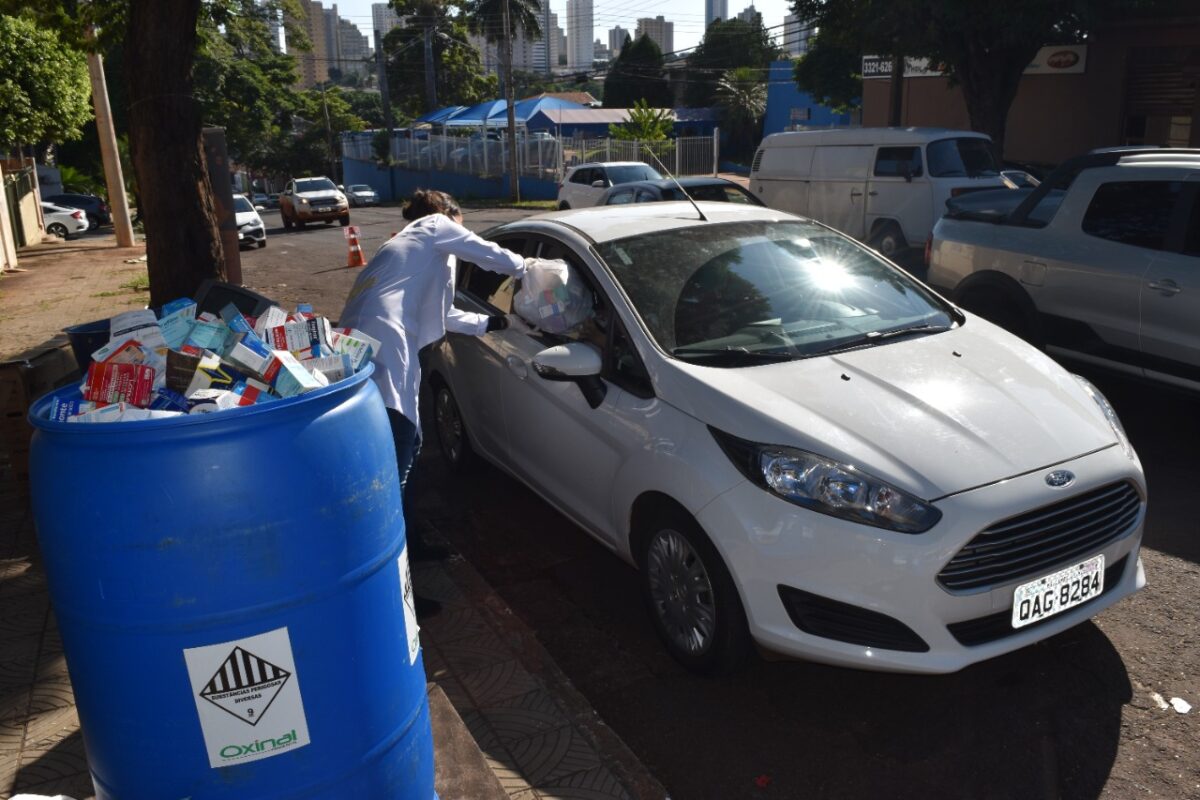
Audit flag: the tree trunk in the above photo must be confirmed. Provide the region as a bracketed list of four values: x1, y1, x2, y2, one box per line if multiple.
[953, 36, 1041, 163]
[126, 0, 225, 308]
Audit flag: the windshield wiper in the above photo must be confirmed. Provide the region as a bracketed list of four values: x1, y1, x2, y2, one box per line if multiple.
[807, 323, 954, 356]
[672, 346, 795, 364]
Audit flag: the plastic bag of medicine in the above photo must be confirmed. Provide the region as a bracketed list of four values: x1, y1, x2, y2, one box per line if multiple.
[513, 258, 593, 334]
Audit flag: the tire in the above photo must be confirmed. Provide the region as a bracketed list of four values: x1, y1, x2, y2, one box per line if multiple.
[257, 239, 267, 249]
[47, 223, 68, 238]
[325, 219, 333, 225]
[868, 221, 906, 259]
[558, 201, 570, 210]
[637, 507, 751, 675]
[339, 216, 350, 227]
[88, 219, 99, 232]
[295, 218, 306, 229]
[431, 378, 478, 473]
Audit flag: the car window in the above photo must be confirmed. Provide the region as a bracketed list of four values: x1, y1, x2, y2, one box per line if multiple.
[1081, 181, 1181, 251]
[608, 164, 662, 184]
[530, 238, 605, 351]
[233, 196, 254, 213]
[295, 178, 337, 192]
[927, 138, 999, 178]
[570, 168, 593, 185]
[608, 189, 635, 205]
[634, 189, 658, 203]
[1185, 194, 1200, 256]
[607, 318, 653, 397]
[458, 238, 526, 313]
[874, 146, 924, 178]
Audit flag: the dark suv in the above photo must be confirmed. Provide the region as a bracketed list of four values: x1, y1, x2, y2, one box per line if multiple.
[44, 193, 110, 230]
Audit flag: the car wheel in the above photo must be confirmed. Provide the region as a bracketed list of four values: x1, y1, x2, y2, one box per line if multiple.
[432, 378, 478, 473]
[637, 508, 750, 675]
[558, 201, 570, 210]
[47, 222, 68, 238]
[257, 239, 266, 248]
[958, 288, 1038, 345]
[340, 216, 350, 227]
[88, 220, 100, 232]
[869, 222, 906, 259]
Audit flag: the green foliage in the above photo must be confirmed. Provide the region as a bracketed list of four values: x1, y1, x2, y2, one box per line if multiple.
[0, 14, 91, 147]
[463, 0, 541, 43]
[792, 38, 862, 112]
[683, 18, 779, 108]
[383, 21, 497, 119]
[603, 35, 673, 109]
[57, 164, 104, 195]
[608, 100, 673, 140]
[343, 91, 384, 127]
[715, 66, 765, 158]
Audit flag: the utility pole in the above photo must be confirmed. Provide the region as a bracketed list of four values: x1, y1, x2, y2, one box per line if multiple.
[319, 82, 337, 182]
[888, 54, 904, 127]
[86, 32, 135, 247]
[375, 29, 396, 202]
[502, 0, 519, 200]
[423, 24, 438, 110]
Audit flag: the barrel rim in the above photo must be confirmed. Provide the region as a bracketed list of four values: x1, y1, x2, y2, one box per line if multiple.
[27, 361, 376, 432]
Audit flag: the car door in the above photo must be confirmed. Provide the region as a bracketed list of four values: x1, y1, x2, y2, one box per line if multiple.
[486, 234, 647, 543]
[563, 168, 593, 208]
[807, 146, 871, 239]
[867, 145, 930, 245]
[1139, 177, 1200, 387]
[578, 167, 609, 206]
[443, 235, 529, 466]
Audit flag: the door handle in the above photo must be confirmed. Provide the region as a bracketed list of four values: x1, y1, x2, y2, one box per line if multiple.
[867, 190, 879, 197]
[1147, 279, 1182, 297]
[505, 355, 528, 379]
[850, 189, 864, 197]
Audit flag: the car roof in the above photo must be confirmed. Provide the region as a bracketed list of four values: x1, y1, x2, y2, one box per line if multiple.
[609, 177, 741, 191]
[524, 202, 799, 244]
[568, 161, 656, 171]
[761, 127, 990, 147]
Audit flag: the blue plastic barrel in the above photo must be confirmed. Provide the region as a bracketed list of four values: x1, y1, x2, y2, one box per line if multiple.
[27, 364, 435, 800]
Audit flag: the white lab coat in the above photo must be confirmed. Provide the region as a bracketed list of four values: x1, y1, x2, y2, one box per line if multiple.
[338, 214, 525, 426]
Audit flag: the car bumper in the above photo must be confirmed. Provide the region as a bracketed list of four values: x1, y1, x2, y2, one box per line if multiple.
[291, 205, 347, 221]
[238, 226, 265, 245]
[697, 444, 1146, 673]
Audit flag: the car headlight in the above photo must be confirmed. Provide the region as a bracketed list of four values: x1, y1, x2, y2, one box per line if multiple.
[709, 427, 942, 533]
[298, 197, 309, 205]
[1073, 375, 1135, 460]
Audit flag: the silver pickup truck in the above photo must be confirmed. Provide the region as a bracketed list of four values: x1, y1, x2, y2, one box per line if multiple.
[928, 148, 1200, 391]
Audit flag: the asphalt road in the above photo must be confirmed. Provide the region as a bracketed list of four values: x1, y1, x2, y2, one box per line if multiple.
[242, 205, 1199, 800]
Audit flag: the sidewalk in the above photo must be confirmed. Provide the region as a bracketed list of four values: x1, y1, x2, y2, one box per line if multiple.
[0, 236, 667, 799]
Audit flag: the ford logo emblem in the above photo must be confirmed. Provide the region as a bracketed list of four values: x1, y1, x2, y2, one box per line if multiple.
[1045, 470, 1075, 488]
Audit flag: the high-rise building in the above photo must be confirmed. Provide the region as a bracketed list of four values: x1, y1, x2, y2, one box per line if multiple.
[735, 4, 761, 26]
[635, 16, 673, 55]
[608, 26, 630, 56]
[263, 1, 283, 52]
[566, 0, 594, 69]
[594, 39, 609, 62]
[534, 9, 562, 74]
[372, 2, 403, 36]
[705, 0, 727, 30]
[337, 17, 372, 76]
[782, 14, 813, 58]
[287, 0, 330, 88]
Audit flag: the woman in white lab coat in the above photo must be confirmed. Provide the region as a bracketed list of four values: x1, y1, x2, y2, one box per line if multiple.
[339, 189, 526, 566]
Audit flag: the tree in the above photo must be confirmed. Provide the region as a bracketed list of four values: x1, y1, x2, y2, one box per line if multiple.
[383, 22, 497, 120]
[608, 100, 673, 140]
[715, 66, 766, 159]
[0, 14, 91, 148]
[603, 35, 673, 109]
[683, 18, 779, 108]
[791, 0, 1142, 158]
[791, 35, 862, 111]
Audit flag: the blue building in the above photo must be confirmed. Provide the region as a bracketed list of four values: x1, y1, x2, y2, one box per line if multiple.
[762, 59, 858, 137]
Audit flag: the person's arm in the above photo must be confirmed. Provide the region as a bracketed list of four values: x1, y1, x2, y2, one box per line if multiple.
[445, 305, 488, 335]
[433, 216, 526, 277]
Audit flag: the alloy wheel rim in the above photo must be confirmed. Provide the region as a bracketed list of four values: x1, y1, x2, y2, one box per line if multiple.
[646, 529, 717, 655]
[435, 389, 463, 462]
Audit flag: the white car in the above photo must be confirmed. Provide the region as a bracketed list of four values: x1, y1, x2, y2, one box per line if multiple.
[233, 194, 266, 248]
[41, 202, 89, 239]
[557, 161, 662, 209]
[928, 148, 1200, 392]
[429, 202, 1146, 675]
[346, 184, 379, 207]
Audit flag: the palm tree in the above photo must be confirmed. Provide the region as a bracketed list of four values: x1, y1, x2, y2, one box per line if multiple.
[464, 0, 541, 198]
[715, 66, 766, 160]
[393, 0, 452, 109]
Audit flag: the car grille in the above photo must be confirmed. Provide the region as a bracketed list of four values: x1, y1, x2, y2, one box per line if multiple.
[938, 481, 1142, 593]
[777, 585, 930, 652]
[308, 195, 339, 205]
[946, 556, 1128, 646]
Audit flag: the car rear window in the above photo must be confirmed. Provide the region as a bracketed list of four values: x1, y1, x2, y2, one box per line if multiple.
[927, 138, 999, 178]
[607, 165, 663, 184]
[1081, 181, 1180, 251]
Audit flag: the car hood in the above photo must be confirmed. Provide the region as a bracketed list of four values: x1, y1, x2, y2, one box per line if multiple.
[295, 190, 341, 200]
[657, 321, 1118, 499]
[235, 210, 261, 226]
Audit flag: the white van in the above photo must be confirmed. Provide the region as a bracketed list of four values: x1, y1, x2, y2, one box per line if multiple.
[749, 128, 1006, 256]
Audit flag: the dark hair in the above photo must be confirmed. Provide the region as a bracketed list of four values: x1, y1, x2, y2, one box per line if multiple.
[402, 189, 461, 221]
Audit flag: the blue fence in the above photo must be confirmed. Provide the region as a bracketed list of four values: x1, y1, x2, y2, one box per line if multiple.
[342, 157, 559, 203]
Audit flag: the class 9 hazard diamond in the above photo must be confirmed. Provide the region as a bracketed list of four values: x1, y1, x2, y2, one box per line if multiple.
[200, 646, 291, 726]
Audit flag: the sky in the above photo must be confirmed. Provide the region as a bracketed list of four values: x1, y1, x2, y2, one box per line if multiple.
[327, 0, 797, 55]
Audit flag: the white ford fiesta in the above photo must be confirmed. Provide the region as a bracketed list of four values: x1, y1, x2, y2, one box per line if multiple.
[428, 202, 1146, 675]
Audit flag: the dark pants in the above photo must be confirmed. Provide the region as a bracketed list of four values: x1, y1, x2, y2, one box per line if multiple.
[387, 407, 421, 501]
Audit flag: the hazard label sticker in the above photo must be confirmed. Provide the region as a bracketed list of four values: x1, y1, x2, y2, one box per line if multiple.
[183, 627, 311, 768]
[399, 545, 420, 665]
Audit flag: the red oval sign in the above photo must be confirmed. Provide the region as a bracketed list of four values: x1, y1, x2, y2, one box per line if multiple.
[1046, 50, 1080, 69]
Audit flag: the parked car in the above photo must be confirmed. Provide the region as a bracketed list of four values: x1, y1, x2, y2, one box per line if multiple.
[599, 177, 764, 207]
[251, 192, 271, 208]
[41, 202, 89, 239]
[346, 184, 379, 207]
[234, 194, 266, 248]
[44, 192, 110, 230]
[749, 128, 1006, 257]
[928, 147, 1200, 392]
[279, 176, 349, 228]
[429, 201, 1146, 675]
[448, 131, 503, 169]
[557, 162, 663, 209]
[265, 193, 281, 209]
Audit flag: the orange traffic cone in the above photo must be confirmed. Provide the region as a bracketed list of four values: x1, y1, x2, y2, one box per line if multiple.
[346, 230, 367, 268]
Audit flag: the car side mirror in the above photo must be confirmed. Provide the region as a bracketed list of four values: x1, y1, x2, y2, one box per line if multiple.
[591, 179, 607, 189]
[532, 343, 606, 408]
[254, 205, 265, 212]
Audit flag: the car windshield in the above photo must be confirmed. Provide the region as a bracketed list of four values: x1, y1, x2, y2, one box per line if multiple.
[597, 221, 955, 366]
[350, 185, 372, 192]
[926, 138, 1000, 178]
[668, 184, 758, 204]
[608, 164, 662, 184]
[233, 196, 254, 213]
[295, 178, 337, 192]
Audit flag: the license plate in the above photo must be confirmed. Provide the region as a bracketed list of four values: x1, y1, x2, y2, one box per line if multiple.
[1011, 554, 1104, 629]
[316, 206, 332, 213]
